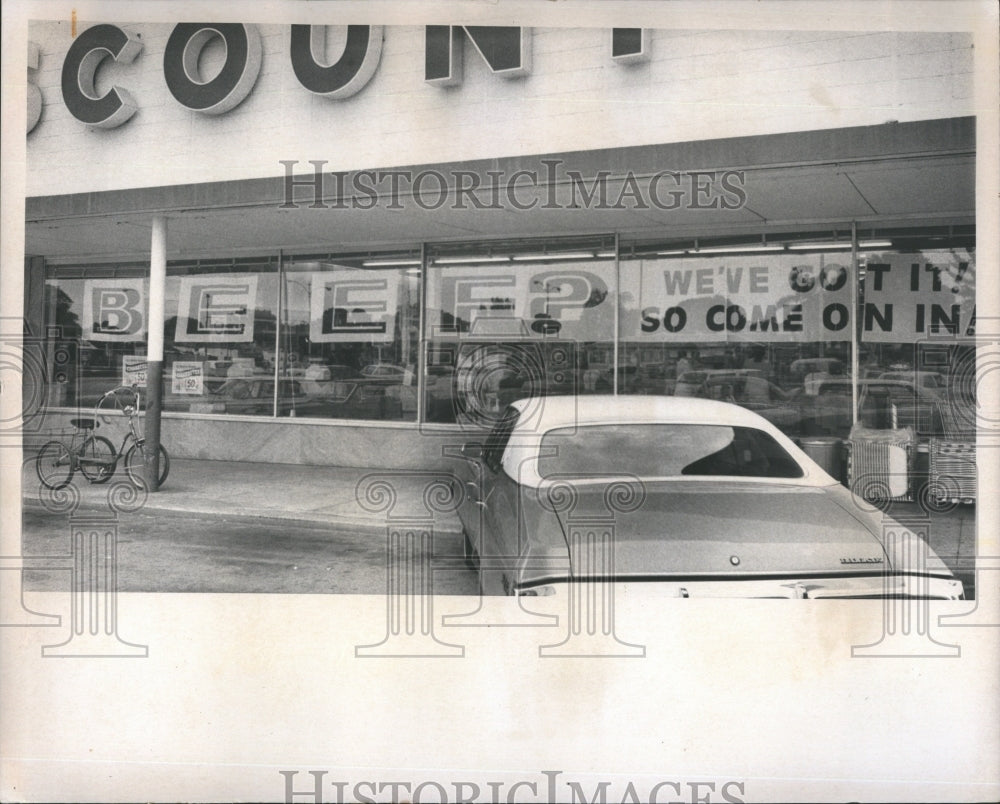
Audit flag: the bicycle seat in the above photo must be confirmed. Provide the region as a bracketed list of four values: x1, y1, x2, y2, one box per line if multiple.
[69, 418, 98, 430]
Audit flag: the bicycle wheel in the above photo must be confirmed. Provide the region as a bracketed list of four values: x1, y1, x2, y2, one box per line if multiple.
[78, 435, 117, 483]
[36, 441, 74, 489]
[123, 441, 170, 488]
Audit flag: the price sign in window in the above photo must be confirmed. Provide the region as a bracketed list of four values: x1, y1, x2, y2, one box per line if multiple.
[171, 361, 205, 395]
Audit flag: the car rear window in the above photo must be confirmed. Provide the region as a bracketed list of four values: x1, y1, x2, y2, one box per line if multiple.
[537, 424, 804, 479]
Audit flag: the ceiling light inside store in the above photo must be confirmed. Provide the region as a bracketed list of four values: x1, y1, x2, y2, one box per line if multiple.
[858, 240, 893, 248]
[434, 256, 512, 265]
[511, 252, 597, 261]
[690, 245, 785, 255]
[786, 242, 853, 251]
[361, 259, 422, 267]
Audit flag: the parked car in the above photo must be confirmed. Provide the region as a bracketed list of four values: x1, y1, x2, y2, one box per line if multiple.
[673, 368, 764, 398]
[455, 395, 963, 599]
[789, 357, 845, 381]
[591, 363, 673, 396]
[361, 363, 408, 379]
[184, 377, 310, 416]
[693, 373, 800, 433]
[879, 370, 947, 396]
[793, 378, 948, 438]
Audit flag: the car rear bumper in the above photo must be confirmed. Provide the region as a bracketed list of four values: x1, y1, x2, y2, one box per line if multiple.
[515, 573, 965, 600]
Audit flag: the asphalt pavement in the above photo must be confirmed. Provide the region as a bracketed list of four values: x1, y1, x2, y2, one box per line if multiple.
[18, 454, 978, 593]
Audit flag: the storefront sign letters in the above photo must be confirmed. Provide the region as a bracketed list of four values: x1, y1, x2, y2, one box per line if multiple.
[60, 23, 143, 128]
[309, 270, 400, 342]
[431, 267, 611, 339]
[163, 24, 262, 115]
[175, 276, 258, 343]
[27, 42, 42, 132]
[82, 279, 147, 341]
[424, 26, 530, 86]
[627, 259, 853, 343]
[862, 253, 976, 341]
[46, 23, 644, 131]
[290, 25, 384, 98]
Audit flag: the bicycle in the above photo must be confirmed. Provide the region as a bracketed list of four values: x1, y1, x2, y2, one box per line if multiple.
[36, 385, 170, 490]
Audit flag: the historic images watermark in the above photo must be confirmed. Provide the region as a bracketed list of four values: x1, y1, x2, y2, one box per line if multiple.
[2, 322, 150, 655]
[279, 768, 748, 804]
[279, 159, 748, 212]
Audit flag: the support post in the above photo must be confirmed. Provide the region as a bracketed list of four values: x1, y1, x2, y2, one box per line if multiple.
[145, 216, 166, 491]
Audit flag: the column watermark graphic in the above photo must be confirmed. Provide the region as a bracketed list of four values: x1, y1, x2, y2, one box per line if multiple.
[3, 320, 149, 654]
[536, 476, 646, 658]
[852, 513, 961, 658]
[354, 471, 464, 657]
[937, 320, 1000, 628]
[15, 480, 149, 657]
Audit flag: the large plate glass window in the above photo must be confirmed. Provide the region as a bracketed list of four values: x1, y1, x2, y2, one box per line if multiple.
[160, 259, 280, 416]
[855, 226, 976, 441]
[44, 264, 149, 408]
[618, 233, 857, 440]
[424, 236, 616, 429]
[279, 252, 421, 421]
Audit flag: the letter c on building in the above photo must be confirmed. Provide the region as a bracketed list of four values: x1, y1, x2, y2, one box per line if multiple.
[61, 24, 143, 128]
[164, 23, 262, 114]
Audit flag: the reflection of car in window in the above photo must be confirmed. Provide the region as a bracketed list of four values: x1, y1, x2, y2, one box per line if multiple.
[790, 357, 844, 380]
[454, 396, 963, 600]
[797, 379, 946, 438]
[180, 378, 308, 415]
[361, 363, 406, 378]
[674, 369, 764, 398]
[879, 370, 945, 394]
[673, 371, 799, 433]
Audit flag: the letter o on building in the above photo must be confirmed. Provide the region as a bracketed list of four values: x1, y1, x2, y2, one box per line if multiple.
[61, 24, 143, 128]
[164, 23, 262, 114]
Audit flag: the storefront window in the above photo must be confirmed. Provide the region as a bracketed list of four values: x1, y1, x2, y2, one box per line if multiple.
[45, 267, 149, 408]
[424, 237, 616, 427]
[618, 238, 855, 438]
[41, 227, 974, 434]
[157, 260, 280, 416]
[855, 236, 976, 440]
[279, 254, 421, 421]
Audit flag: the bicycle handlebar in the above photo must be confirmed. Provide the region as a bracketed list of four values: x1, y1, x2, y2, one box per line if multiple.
[95, 385, 144, 419]
[101, 383, 141, 398]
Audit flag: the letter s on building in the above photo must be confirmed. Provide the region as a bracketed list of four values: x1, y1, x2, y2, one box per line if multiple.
[61, 24, 143, 129]
[28, 42, 42, 133]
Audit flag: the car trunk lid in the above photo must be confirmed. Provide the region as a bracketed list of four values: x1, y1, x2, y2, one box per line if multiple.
[547, 481, 887, 579]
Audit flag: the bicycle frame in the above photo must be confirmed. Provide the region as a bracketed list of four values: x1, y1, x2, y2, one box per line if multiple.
[96, 385, 145, 459]
[97, 384, 171, 488]
[37, 383, 170, 490]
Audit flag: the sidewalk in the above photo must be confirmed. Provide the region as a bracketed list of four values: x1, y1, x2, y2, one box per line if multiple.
[21, 457, 464, 535]
[19, 457, 976, 569]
